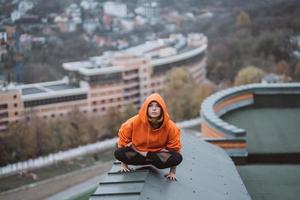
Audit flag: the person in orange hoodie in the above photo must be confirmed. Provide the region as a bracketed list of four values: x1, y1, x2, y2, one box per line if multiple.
[114, 93, 182, 181]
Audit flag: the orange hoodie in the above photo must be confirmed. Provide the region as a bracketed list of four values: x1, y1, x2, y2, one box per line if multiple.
[117, 93, 182, 152]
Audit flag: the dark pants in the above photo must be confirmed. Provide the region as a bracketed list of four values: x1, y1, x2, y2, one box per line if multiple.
[114, 147, 183, 169]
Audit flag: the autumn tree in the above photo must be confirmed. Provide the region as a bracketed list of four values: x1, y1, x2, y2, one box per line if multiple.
[234, 66, 265, 86]
[294, 61, 300, 81]
[273, 60, 290, 75]
[102, 107, 124, 138]
[236, 11, 251, 27]
[122, 103, 138, 121]
[163, 68, 216, 121]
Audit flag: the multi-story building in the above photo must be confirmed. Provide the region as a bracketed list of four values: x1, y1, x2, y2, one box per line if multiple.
[0, 33, 207, 131]
[137, 0, 160, 24]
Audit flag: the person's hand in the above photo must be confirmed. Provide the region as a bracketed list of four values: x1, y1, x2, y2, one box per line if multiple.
[120, 162, 133, 173]
[164, 172, 177, 181]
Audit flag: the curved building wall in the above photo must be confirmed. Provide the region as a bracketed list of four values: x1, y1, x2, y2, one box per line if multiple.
[200, 83, 300, 156]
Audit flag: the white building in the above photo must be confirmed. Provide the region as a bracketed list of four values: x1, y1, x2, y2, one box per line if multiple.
[103, 1, 127, 18]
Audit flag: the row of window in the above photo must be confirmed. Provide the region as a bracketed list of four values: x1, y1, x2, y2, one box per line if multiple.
[91, 89, 123, 97]
[0, 121, 8, 126]
[83, 73, 123, 84]
[38, 105, 122, 120]
[92, 97, 123, 105]
[0, 103, 18, 110]
[24, 94, 87, 107]
[0, 112, 8, 118]
[124, 69, 139, 76]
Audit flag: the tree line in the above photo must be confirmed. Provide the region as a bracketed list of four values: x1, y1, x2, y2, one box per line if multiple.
[0, 104, 137, 166]
[205, 0, 300, 85]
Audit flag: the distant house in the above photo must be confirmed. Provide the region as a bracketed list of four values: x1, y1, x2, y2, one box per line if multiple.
[11, 10, 22, 22]
[80, 0, 99, 10]
[0, 27, 7, 42]
[83, 19, 99, 34]
[54, 16, 78, 33]
[262, 73, 291, 84]
[262, 73, 281, 84]
[65, 3, 82, 22]
[103, 1, 127, 18]
[18, 0, 34, 13]
[0, 27, 7, 62]
[136, 0, 160, 25]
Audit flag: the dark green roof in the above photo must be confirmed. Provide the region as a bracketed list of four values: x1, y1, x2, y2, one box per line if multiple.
[222, 107, 300, 153]
[237, 164, 300, 200]
[90, 131, 250, 200]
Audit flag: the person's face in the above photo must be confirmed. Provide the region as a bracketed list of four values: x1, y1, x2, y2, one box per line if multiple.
[148, 101, 162, 118]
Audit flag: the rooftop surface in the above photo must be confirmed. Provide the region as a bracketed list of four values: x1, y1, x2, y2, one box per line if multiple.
[21, 82, 78, 96]
[237, 164, 300, 200]
[91, 131, 250, 200]
[222, 107, 300, 153]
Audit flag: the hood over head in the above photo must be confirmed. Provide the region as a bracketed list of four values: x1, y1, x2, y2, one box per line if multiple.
[138, 93, 170, 127]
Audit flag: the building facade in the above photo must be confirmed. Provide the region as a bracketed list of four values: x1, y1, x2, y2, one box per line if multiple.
[0, 33, 207, 131]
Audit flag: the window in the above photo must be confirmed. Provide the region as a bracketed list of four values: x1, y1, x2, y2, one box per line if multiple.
[24, 94, 87, 107]
[0, 112, 8, 118]
[13, 95, 17, 99]
[14, 103, 18, 108]
[93, 108, 97, 112]
[14, 112, 18, 116]
[0, 104, 8, 110]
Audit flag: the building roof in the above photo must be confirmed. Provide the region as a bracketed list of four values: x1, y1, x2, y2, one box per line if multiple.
[237, 164, 300, 200]
[90, 131, 250, 200]
[222, 107, 300, 154]
[18, 78, 87, 101]
[63, 33, 207, 75]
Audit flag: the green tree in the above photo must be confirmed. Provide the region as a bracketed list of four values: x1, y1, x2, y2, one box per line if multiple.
[234, 66, 265, 86]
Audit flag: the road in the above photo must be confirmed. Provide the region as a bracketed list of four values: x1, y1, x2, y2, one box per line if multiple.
[0, 161, 112, 200]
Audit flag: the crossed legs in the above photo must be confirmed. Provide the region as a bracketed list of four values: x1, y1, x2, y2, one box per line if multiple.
[114, 147, 183, 169]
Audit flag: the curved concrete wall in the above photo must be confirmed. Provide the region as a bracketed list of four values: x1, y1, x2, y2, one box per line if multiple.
[201, 83, 300, 150]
